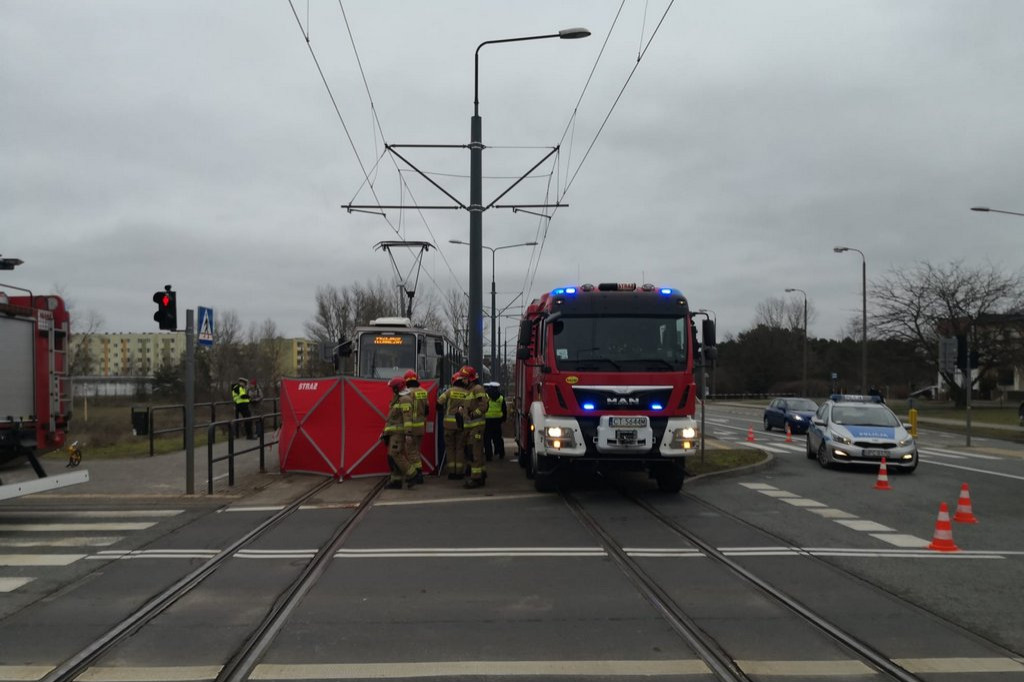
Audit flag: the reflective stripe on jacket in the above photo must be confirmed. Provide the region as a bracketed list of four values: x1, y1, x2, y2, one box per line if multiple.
[464, 384, 488, 428]
[408, 387, 429, 434]
[437, 387, 467, 426]
[232, 386, 250, 405]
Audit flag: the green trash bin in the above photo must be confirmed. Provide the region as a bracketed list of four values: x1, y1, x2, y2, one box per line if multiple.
[131, 406, 150, 436]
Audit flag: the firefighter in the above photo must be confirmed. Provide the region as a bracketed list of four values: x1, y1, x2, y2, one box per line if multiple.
[231, 377, 254, 439]
[436, 371, 468, 480]
[403, 369, 428, 484]
[382, 376, 418, 489]
[483, 382, 507, 461]
[459, 365, 489, 488]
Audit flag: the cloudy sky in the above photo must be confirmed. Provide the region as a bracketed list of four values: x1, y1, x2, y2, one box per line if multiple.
[3, 1, 1022, 344]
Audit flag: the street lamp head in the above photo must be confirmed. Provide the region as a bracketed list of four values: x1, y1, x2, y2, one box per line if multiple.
[558, 27, 591, 39]
[0, 255, 24, 270]
[833, 246, 848, 253]
[785, 288, 796, 293]
[970, 207, 990, 212]
[524, 241, 538, 246]
[449, 239, 468, 246]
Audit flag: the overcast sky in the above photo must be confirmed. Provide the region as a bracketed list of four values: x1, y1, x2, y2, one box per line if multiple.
[3, 1, 1023, 344]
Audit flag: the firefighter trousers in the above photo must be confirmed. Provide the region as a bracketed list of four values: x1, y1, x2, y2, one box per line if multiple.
[444, 427, 468, 476]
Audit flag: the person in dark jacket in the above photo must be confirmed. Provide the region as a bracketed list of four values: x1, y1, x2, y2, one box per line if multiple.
[483, 382, 507, 461]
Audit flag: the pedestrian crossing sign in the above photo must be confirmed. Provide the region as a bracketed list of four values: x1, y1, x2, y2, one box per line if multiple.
[197, 306, 214, 347]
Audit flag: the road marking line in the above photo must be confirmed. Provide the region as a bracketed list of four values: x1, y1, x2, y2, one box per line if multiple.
[0, 523, 156, 532]
[377, 493, 539, 507]
[0, 577, 34, 593]
[896, 657, 1024, 673]
[739, 483, 777, 490]
[780, 498, 827, 508]
[250, 660, 711, 679]
[0, 554, 85, 567]
[835, 519, 895, 532]
[0, 510, 183, 518]
[870, 533, 930, 548]
[77, 666, 223, 681]
[0, 536, 121, 548]
[920, 447, 1002, 461]
[738, 659, 873, 675]
[808, 508, 859, 519]
[919, 459, 1024, 481]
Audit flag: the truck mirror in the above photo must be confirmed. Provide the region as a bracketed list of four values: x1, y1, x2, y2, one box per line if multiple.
[703, 347, 718, 363]
[702, 319, 716, 348]
[337, 339, 353, 357]
[516, 346, 531, 361]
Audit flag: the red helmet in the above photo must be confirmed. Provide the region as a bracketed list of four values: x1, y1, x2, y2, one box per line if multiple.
[451, 372, 464, 384]
[388, 376, 405, 392]
[403, 369, 419, 383]
[459, 365, 478, 381]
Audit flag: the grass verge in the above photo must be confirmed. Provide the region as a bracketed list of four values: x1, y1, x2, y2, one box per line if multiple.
[687, 448, 766, 477]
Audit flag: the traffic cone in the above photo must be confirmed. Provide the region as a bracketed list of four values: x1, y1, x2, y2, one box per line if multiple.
[785, 424, 793, 443]
[953, 483, 978, 524]
[873, 457, 891, 490]
[746, 426, 755, 442]
[927, 502, 960, 552]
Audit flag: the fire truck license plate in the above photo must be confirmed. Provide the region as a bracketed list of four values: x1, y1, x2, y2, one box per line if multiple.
[617, 430, 638, 444]
[609, 416, 647, 427]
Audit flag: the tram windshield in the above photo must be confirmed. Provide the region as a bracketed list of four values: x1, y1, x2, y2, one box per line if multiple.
[357, 331, 417, 379]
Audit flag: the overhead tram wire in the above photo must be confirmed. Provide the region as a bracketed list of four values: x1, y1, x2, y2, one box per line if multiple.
[336, 1, 465, 297]
[524, 1, 675, 296]
[291, 1, 463, 299]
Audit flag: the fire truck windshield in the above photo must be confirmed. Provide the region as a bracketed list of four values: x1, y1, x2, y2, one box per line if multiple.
[550, 315, 688, 372]
[357, 332, 417, 378]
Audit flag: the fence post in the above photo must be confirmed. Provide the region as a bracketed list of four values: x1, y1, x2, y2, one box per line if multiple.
[207, 424, 215, 495]
[149, 409, 155, 457]
[228, 428, 235, 487]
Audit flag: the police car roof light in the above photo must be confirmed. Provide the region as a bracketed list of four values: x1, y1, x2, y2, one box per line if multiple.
[831, 394, 882, 403]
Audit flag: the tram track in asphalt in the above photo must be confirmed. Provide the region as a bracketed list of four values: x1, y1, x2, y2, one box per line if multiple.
[562, 480, 1020, 682]
[39, 478, 386, 682]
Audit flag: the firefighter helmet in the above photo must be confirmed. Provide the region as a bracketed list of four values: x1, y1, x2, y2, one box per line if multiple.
[403, 369, 419, 383]
[388, 376, 405, 392]
[451, 372, 464, 385]
[459, 365, 478, 382]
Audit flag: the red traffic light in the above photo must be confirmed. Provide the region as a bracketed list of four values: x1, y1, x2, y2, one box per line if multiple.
[153, 287, 177, 330]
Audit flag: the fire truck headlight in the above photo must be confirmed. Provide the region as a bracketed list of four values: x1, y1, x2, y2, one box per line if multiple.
[671, 426, 698, 447]
[545, 425, 576, 448]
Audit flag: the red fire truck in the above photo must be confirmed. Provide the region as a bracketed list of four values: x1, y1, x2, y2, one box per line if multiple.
[0, 288, 88, 499]
[513, 282, 714, 493]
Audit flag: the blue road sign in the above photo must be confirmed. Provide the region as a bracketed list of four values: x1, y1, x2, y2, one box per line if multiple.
[197, 306, 214, 347]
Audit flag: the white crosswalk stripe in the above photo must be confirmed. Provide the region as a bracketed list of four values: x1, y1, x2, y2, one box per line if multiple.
[0, 509, 184, 593]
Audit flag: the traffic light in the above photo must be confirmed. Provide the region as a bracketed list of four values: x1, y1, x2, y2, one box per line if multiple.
[153, 286, 177, 330]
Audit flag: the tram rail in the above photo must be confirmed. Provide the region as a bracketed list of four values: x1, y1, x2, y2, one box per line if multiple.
[40, 478, 386, 682]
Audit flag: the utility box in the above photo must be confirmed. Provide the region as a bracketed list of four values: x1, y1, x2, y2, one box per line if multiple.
[131, 406, 150, 436]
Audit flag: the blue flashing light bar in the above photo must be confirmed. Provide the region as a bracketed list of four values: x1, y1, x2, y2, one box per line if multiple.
[582, 402, 596, 411]
[565, 287, 577, 294]
[650, 403, 664, 411]
[659, 288, 672, 295]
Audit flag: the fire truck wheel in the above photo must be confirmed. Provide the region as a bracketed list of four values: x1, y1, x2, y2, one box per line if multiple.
[653, 462, 685, 493]
[532, 451, 559, 493]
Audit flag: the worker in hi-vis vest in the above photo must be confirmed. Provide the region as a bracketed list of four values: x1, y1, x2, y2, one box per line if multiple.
[483, 382, 507, 461]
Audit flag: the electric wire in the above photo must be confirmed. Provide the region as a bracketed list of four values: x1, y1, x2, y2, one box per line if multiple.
[335, 1, 466, 300]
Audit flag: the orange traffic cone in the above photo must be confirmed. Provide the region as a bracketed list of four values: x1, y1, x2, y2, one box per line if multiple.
[953, 483, 978, 524]
[928, 502, 960, 552]
[785, 424, 793, 443]
[746, 426, 755, 442]
[873, 457, 891, 490]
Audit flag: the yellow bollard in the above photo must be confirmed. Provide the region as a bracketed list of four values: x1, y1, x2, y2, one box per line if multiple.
[908, 408, 918, 438]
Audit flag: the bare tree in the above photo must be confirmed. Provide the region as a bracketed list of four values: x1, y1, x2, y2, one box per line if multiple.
[872, 260, 1024, 405]
[754, 296, 808, 331]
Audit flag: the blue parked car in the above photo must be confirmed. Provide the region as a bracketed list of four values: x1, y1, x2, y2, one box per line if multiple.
[763, 397, 818, 434]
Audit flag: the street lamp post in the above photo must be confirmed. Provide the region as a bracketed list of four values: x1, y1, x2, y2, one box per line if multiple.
[468, 28, 590, 372]
[833, 246, 867, 394]
[451, 239, 537, 377]
[785, 288, 808, 396]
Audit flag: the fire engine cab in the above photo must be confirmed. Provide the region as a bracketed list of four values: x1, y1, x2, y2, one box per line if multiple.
[514, 283, 714, 493]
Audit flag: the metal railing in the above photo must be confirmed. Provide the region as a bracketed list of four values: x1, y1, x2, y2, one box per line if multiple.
[147, 400, 279, 456]
[205, 412, 281, 494]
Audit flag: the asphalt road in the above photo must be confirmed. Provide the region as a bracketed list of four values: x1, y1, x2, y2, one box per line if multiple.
[1, 413, 1022, 681]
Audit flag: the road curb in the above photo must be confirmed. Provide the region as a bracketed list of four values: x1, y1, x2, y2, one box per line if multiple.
[687, 450, 775, 485]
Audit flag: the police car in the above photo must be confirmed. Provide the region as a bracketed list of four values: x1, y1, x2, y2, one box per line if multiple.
[806, 395, 918, 472]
